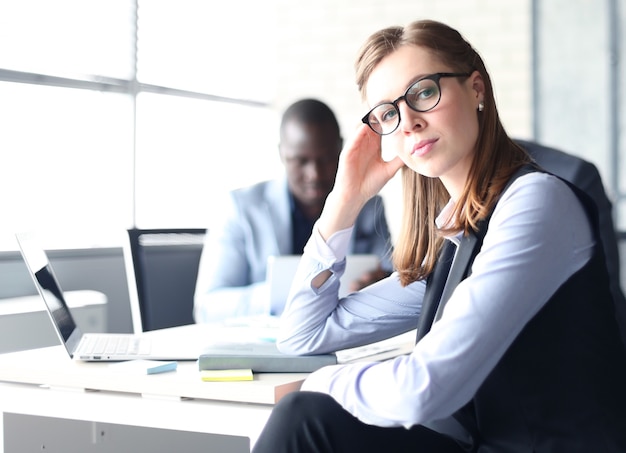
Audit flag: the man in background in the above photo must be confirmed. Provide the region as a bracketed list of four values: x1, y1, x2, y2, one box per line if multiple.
[194, 99, 393, 323]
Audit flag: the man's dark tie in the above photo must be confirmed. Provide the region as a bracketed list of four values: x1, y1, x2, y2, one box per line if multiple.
[415, 240, 456, 343]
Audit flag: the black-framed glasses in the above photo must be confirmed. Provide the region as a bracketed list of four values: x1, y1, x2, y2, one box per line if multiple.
[361, 72, 471, 135]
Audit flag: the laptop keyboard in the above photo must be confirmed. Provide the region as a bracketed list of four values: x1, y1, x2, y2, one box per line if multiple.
[81, 335, 151, 356]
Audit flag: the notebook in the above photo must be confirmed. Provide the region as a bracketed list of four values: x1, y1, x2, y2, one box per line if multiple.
[266, 254, 380, 314]
[198, 341, 337, 373]
[15, 233, 201, 362]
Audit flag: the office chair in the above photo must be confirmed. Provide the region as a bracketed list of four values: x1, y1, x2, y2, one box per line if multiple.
[124, 228, 206, 332]
[516, 139, 626, 347]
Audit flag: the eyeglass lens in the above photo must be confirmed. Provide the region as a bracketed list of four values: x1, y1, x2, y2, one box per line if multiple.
[365, 78, 441, 135]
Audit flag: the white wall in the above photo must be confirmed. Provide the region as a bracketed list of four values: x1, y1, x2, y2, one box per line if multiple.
[268, 0, 533, 239]
[536, 0, 625, 229]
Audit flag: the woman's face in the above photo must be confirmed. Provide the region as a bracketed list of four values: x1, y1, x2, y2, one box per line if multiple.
[365, 45, 484, 199]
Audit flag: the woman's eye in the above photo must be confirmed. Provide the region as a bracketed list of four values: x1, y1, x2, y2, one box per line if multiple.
[417, 87, 436, 100]
[380, 107, 398, 123]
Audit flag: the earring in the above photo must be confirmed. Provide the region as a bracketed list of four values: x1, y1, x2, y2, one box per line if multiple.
[478, 102, 484, 112]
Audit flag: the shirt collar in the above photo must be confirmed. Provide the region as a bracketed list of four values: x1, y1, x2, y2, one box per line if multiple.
[436, 199, 463, 245]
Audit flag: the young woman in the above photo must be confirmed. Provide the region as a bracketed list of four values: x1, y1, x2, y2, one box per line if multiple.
[252, 20, 626, 452]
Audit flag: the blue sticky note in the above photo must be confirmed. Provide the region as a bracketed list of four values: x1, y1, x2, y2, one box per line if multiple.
[146, 360, 177, 374]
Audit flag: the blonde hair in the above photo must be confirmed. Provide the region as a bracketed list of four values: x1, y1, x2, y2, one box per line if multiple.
[355, 20, 531, 285]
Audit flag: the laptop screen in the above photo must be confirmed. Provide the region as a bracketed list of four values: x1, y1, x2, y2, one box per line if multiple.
[34, 265, 77, 342]
[16, 234, 83, 356]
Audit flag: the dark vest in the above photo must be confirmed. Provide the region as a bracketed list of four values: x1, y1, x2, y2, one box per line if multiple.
[418, 168, 626, 452]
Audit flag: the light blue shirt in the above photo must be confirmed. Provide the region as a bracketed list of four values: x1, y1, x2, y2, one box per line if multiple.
[277, 172, 594, 429]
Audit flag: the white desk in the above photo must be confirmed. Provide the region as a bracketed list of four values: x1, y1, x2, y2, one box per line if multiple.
[0, 324, 307, 452]
[0, 322, 414, 452]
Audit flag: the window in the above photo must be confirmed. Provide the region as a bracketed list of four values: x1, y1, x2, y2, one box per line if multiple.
[137, 0, 277, 102]
[0, 0, 135, 79]
[0, 0, 278, 250]
[134, 93, 280, 227]
[0, 82, 133, 249]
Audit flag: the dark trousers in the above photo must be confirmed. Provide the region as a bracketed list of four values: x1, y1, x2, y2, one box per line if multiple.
[252, 391, 464, 453]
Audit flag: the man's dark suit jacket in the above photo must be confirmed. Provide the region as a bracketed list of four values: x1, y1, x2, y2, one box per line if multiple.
[516, 139, 626, 347]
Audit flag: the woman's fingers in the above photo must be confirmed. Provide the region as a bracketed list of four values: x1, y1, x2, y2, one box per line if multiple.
[336, 125, 403, 199]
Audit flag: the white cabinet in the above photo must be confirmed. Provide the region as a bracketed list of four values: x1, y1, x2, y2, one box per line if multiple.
[0, 290, 106, 354]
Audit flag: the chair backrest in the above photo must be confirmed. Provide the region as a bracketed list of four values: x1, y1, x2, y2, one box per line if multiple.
[124, 228, 206, 332]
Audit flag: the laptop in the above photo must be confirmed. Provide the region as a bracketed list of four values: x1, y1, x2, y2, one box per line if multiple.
[266, 254, 380, 314]
[15, 233, 201, 362]
[16, 234, 339, 372]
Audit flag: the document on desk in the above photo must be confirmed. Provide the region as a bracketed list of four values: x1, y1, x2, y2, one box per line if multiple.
[335, 330, 416, 363]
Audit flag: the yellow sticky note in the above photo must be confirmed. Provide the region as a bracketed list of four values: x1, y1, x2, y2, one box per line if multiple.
[200, 369, 253, 382]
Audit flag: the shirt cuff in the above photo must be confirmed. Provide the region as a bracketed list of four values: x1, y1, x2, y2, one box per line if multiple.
[303, 221, 354, 267]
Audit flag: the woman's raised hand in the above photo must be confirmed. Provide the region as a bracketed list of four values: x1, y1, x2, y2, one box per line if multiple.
[334, 124, 404, 205]
[317, 124, 404, 241]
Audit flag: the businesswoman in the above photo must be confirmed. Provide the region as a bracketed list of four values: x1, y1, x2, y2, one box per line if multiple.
[252, 20, 626, 452]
